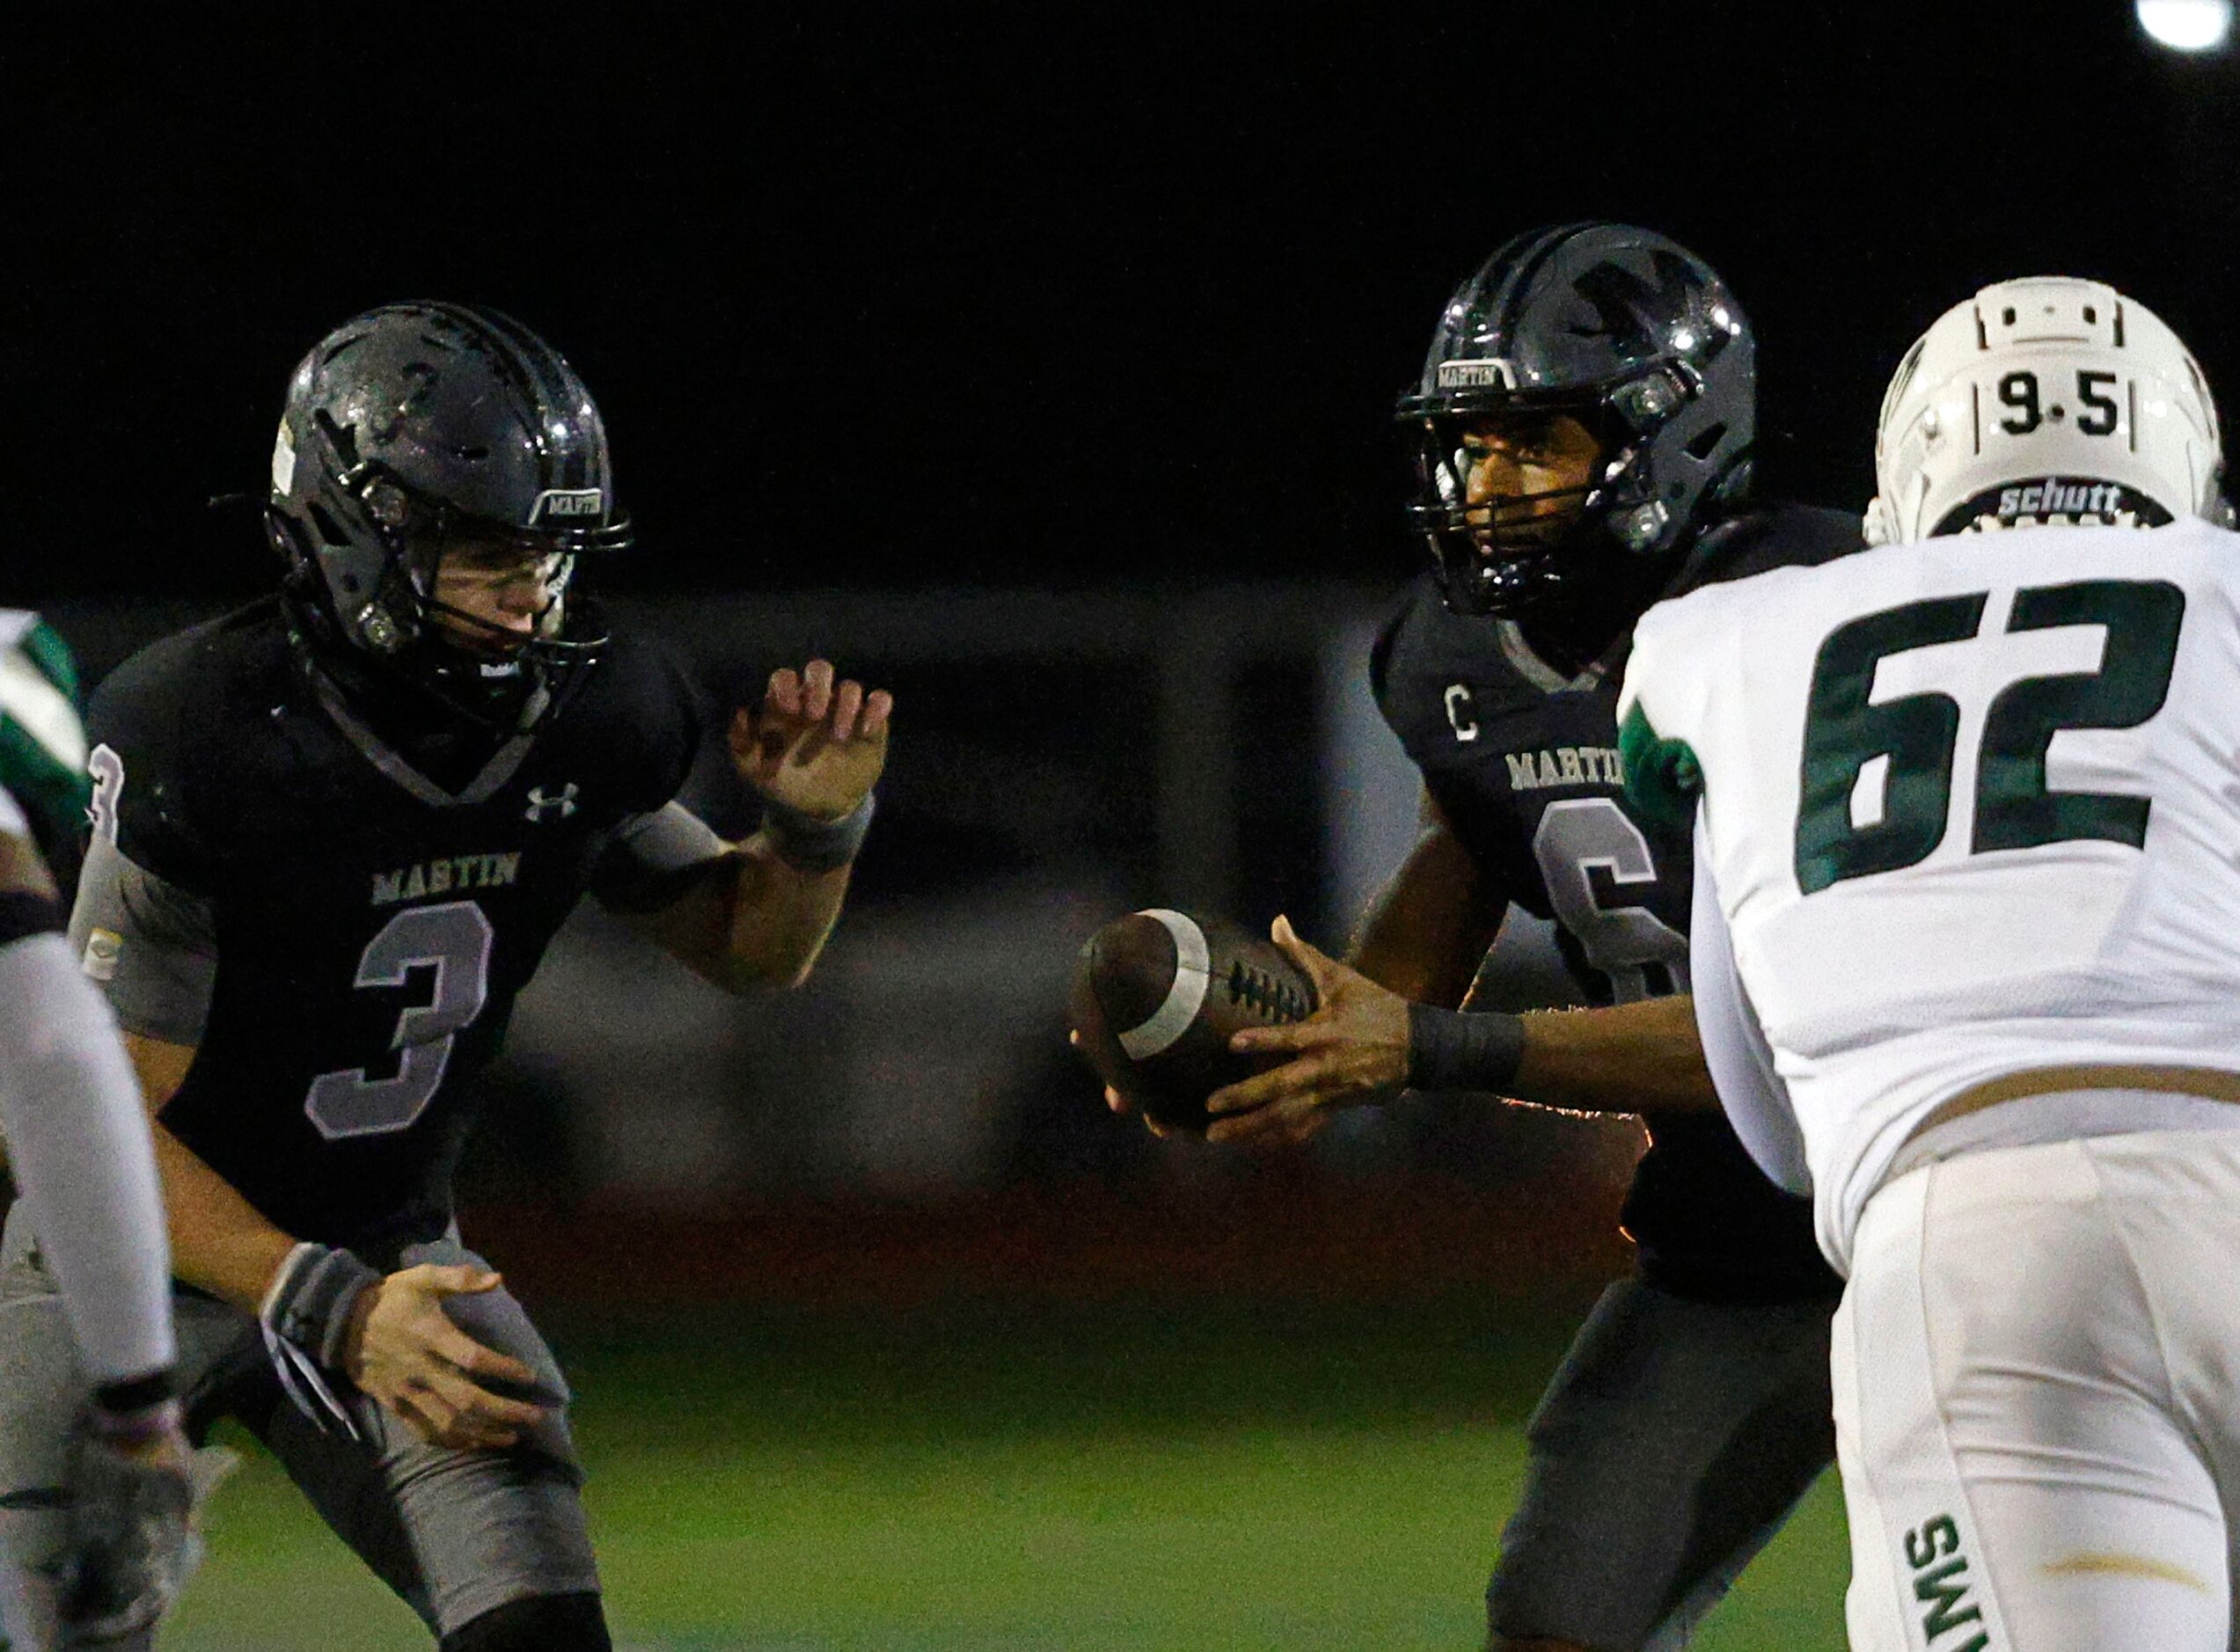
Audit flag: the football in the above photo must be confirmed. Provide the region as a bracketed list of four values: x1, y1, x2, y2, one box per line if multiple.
[1069, 909, 1320, 1132]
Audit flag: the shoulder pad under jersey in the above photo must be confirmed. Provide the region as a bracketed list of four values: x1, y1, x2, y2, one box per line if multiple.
[1665, 503, 1864, 600]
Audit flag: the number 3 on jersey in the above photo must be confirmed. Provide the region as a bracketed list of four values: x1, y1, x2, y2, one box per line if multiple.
[1533, 797, 1690, 1003]
[304, 902, 494, 1140]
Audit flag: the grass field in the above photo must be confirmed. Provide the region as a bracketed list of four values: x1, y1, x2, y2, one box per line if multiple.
[160, 1297, 1849, 1650]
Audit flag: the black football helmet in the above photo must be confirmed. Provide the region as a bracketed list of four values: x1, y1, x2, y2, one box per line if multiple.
[1397, 223, 1755, 616]
[266, 302, 631, 731]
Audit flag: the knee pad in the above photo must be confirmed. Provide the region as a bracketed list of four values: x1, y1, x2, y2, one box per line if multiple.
[440, 1590, 610, 1652]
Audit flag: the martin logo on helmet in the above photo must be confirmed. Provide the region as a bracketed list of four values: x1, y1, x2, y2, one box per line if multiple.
[530, 488, 606, 524]
[1435, 358, 1517, 391]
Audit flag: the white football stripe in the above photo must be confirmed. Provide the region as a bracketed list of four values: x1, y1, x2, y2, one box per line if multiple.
[1116, 908, 1212, 1060]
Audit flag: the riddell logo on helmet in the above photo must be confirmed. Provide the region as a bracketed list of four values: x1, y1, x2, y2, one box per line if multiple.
[1437, 358, 1517, 391]
[530, 488, 604, 523]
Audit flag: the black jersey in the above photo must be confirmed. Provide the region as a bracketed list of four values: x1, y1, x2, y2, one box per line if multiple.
[80, 601, 703, 1254]
[1370, 504, 1860, 1302]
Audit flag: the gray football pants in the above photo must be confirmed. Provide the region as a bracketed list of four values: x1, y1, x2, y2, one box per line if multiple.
[1487, 1274, 1838, 1651]
[0, 1205, 598, 1648]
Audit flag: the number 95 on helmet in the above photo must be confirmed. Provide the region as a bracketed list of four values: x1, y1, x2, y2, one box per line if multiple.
[1867, 276, 2226, 545]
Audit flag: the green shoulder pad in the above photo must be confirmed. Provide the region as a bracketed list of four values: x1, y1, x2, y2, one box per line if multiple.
[1618, 701, 1702, 835]
[15, 619, 80, 704]
[0, 620, 92, 848]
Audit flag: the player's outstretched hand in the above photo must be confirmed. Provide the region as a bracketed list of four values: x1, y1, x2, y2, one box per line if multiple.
[56, 1405, 197, 1647]
[342, 1266, 548, 1451]
[733, 660, 893, 824]
[1204, 916, 1409, 1147]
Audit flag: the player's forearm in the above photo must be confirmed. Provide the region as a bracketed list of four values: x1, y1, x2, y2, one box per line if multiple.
[0, 932, 176, 1385]
[1347, 827, 1503, 1007]
[719, 836, 850, 990]
[150, 1125, 299, 1314]
[1408, 994, 1721, 1115]
[1513, 997, 1719, 1113]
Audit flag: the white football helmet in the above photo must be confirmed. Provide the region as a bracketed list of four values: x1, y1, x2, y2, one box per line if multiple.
[1865, 276, 2224, 544]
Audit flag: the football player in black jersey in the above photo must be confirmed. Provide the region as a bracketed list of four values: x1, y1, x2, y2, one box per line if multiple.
[1198, 227, 1861, 1651]
[0, 303, 891, 1652]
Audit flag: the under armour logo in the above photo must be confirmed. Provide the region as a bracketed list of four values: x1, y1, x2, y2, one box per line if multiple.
[523, 784, 579, 822]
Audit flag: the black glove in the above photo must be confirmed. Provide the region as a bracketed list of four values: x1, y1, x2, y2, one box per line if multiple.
[55, 1397, 197, 1648]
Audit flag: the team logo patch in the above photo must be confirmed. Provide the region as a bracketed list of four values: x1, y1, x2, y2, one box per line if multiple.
[1435, 357, 1518, 391]
[524, 783, 579, 822]
[80, 928, 121, 983]
[1934, 477, 2173, 536]
[528, 488, 604, 525]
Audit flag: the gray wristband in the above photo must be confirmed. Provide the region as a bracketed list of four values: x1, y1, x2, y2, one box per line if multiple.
[258, 1242, 382, 1441]
[760, 791, 875, 874]
[260, 1242, 381, 1371]
[1406, 1003, 1526, 1093]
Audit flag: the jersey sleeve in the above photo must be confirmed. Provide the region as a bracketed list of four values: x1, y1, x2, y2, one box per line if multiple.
[1687, 812, 1810, 1196]
[1617, 603, 1708, 834]
[0, 933, 175, 1384]
[594, 624, 708, 817]
[1366, 588, 1412, 727]
[83, 640, 223, 893]
[67, 834, 218, 1045]
[72, 642, 224, 1044]
[0, 616, 93, 874]
[589, 800, 733, 912]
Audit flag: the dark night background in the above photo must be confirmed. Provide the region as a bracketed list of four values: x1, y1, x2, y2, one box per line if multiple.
[9, 2, 2236, 606]
[11, 9, 2240, 1641]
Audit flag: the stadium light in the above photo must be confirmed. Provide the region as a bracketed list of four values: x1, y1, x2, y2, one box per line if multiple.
[2139, 0, 2234, 52]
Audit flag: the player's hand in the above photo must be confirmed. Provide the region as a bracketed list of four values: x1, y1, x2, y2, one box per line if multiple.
[341, 1266, 547, 1451]
[1067, 1029, 1174, 1138]
[1204, 916, 1409, 1146]
[732, 660, 893, 822]
[56, 1406, 198, 1647]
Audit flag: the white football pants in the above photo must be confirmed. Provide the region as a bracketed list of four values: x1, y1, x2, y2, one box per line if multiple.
[1834, 1129, 2240, 1652]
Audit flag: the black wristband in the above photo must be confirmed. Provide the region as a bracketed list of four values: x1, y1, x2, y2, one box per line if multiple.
[0, 890, 64, 946]
[760, 791, 875, 874]
[1406, 1002, 1526, 1093]
[91, 1368, 178, 1418]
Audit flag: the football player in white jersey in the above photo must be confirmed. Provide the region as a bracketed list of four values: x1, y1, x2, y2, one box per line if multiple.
[1618, 278, 2240, 1651]
[0, 612, 193, 1647]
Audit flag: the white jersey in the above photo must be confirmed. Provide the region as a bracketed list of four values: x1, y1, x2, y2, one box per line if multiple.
[0, 616, 174, 1391]
[1620, 517, 2240, 1269]
[1, 603, 49, 843]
